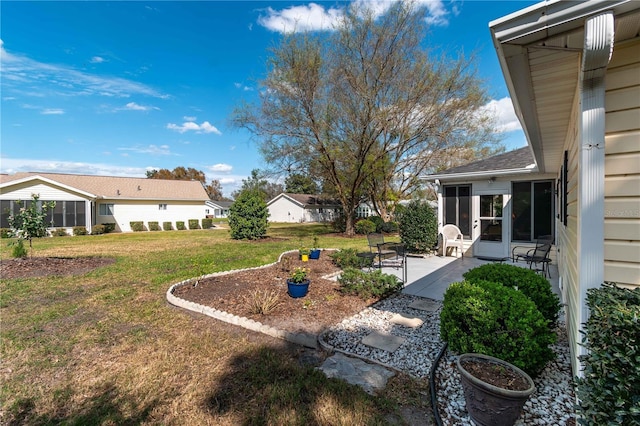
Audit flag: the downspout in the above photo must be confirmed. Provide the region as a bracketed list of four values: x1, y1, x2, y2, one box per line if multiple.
[576, 11, 614, 373]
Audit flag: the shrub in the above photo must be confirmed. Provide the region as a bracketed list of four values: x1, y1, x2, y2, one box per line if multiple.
[355, 219, 376, 235]
[228, 190, 269, 240]
[11, 239, 28, 258]
[338, 268, 403, 300]
[163, 221, 173, 231]
[130, 221, 146, 232]
[91, 224, 105, 235]
[381, 221, 398, 233]
[576, 283, 640, 426]
[368, 216, 385, 232]
[148, 221, 161, 231]
[202, 218, 213, 229]
[73, 226, 88, 236]
[52, 228, 69, 237]
[463, 263, 561, 326]
[176, 221, 186, 230]
[188, 219, 201, 230]
[329, 248, 372, 269]
[440, 280, 556, 377]
[102, 223, 116, 233]
[1, 228, 11, 238]
[7, 194, 55, 254]
[398, 200, 437, 253]
[248, 290, 282, 315]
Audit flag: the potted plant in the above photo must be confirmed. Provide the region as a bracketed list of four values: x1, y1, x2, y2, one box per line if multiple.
[299, 247, 310, 262]
[456, 353, 536, 426]
[287, 267, 310, 298]
[309, 235, 321, 260]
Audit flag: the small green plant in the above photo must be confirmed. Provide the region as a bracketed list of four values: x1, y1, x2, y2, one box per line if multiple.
[299, 247, 310, 256]
[72, 226, 88, 236]
[440, 280, 556, 378]
[1, 228, 11, 238]
[355, 219, 376, 235]
[188, 219, 201, 230]
[247, 290, 282, 315]
[329, 248, 372, 269]
[289, 267, 309, 283]
[11, 239, 28, 258]
[463, 263, 561, 326]
[576, 283, 640, 426]
[7, 194, 56, 256]
[148, 221, 161, 231]
[52, 228, 69, 237]
[130, 221, 146, 232]
[338, 268, 403, 300]
[202, 218, 213, 229]
[176, 221, 186, 230]
[302, 299, 315, 309]
[163, 221, 173, 231]
[312, 235, 319, 249]
[91, 224, 106, 235]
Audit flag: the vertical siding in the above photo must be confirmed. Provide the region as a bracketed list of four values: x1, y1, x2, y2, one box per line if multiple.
[604, 40, 640, 288]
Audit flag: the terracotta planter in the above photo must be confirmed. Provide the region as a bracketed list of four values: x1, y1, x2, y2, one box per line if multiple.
[287, 279, 310, 298]
[456, 353, 535, 426]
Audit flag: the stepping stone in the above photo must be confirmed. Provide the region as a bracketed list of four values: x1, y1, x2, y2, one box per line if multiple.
[409, 298, 440, 312]
[319, 353, 394, 394]
[361, 331, 406, 352]
[390, 313, 424, 328]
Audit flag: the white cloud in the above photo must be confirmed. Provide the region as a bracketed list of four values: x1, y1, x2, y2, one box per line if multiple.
[117, 144, 175, 156]
[234, 82, 253, 91]
[210, 163, 233, 173]
[41, 108, 64, 115]
[0, 157, 148, 177]
[166, 120, 222, 135]
[183, 115, 197, 121]
[90, 56, 106, 63]
[258, 3, 344, 33]
[483, 97, 522, 133]
[123, 102, 158, 111]
[420, 0, 450, 26]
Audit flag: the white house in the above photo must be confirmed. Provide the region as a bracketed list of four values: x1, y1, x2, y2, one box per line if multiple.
[267, 193, 342, 223]
[205, 200, 232, 218]
[0, 172, 210, 233]
[427, 0, 640, 376]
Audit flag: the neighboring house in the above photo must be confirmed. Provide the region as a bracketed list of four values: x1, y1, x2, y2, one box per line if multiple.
[205, 200, 232, 218]
[267, 193, 342, 223]
[0, 172, 210, 233]
[426, 0, 640, 376]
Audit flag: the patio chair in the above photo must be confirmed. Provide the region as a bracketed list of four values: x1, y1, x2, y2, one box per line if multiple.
[379, 243, 407, 283]
[367, 232, 397, 268]
[441, 224, 464, 258]
[512, 235, 553, 277]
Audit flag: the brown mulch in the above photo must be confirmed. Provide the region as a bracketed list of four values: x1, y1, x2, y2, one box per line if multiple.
[0, 256, 116, 279]
[172, 251, 375, 335]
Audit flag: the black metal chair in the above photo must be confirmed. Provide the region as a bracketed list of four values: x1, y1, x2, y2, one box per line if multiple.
[512, 235, 553, 277]
[379, 243, 407, 283]
[366, 233, 406, 282]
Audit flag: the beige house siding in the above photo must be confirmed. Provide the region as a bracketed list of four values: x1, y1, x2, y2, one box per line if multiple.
[604, 39, 640, 289]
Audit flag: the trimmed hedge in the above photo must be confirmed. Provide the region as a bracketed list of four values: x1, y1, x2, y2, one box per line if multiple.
[202, 218, 213, 229]
[399, 200, 437, 253]
[188, 219, 201, 230]
[440, 280, 556, 377]
[130, 221, 146, 232]
[148, 221, 161, 231]
[576, 283, 640, 426]
[463, 263, 561, 326]
[102, 223, 116, 233]
[52, 228, 69, 237]
[338, 268, 403, 300]
[355, 219, 376, 235]
[163, 221, 173, 231]
[176, 221, 186, 230]
[92, 224, 105, 235]
[72, 226, 88, 236]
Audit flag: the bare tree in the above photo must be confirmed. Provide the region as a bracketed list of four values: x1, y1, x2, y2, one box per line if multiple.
[233, 1, 500, 235]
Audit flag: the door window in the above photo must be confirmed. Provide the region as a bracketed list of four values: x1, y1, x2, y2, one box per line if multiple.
[479, 194, 503, 242]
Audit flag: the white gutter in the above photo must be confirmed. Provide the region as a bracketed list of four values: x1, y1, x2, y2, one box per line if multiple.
[423, 164, 537, 182]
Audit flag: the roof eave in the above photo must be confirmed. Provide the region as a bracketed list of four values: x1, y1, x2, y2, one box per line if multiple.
[423, 166, 538, 182]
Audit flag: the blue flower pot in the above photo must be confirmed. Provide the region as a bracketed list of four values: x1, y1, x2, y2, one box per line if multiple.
[309, 249, 321, 260]
[287, 279, 310, 298]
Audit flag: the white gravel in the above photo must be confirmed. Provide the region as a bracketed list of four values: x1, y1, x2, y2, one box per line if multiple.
[322, 294, 576, 425]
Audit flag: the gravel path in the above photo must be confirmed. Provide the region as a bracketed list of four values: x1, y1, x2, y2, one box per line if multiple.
[322, 293, 576, 425]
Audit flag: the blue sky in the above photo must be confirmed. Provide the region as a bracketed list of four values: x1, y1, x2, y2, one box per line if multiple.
[1, 0, 537, 197]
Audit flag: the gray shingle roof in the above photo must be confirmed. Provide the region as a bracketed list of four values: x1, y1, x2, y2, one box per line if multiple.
[434, 147, 535, 175]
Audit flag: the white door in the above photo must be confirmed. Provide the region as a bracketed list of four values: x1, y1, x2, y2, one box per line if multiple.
[473, 192, 510, 259]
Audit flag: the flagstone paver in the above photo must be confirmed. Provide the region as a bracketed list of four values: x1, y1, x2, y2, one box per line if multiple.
[361, 331, 406, 352]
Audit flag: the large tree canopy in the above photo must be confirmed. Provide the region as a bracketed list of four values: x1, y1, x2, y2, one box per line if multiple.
[146, 166, 229, 201]
[233, 1, 501, 235]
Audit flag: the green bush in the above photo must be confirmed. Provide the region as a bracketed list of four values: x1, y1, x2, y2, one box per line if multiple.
[381, 221, 398, 233]
[355, 219, 376, 235]
[73, 226, 88, 236]
[1, 228, 11, 238]
[368, 216, 384, 232]
[329, 248, 372, 269]
[576, 283, 640, 426]
[176, 221, 186, 230]
[11, 239, 28, 258]
[398, 200, 437, 253]
[440, 280, 556, 377]
[188, 219, 201, 230]
[91, 224, 105, 235]
[52, 228, 69, 237]
[338, 268, 403, 300]
[202, 218, 213, 229]
[163, 221, 173, 231]
[463, 263, 561, 327]
[228, 190, 269, 240]
[148, 221, 161, 231]
[102, 223, 116, 233]
[130, 221, 146, 232]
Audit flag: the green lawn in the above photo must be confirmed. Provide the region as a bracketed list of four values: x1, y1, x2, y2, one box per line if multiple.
[1, 224, 432, 425]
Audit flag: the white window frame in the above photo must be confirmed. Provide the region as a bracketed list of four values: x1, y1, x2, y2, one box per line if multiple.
[99, 203, 114, 216]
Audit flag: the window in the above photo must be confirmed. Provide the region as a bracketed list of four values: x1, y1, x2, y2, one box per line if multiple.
[159, 204, 167, 210]
[479, 194, 503, 241]
[512, 181, 554, 242]
[99, 203, 114, 216]
[443, 185, 471, 238]
[45, 201, 86, 227]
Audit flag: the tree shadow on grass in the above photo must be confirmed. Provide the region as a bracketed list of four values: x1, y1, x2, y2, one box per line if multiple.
[203, 343, 398, 425]
[6, 382, 158, 426]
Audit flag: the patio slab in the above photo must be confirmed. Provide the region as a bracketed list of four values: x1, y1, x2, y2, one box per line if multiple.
[361, 331, 406, 352]
[408, 298, 440, 312]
